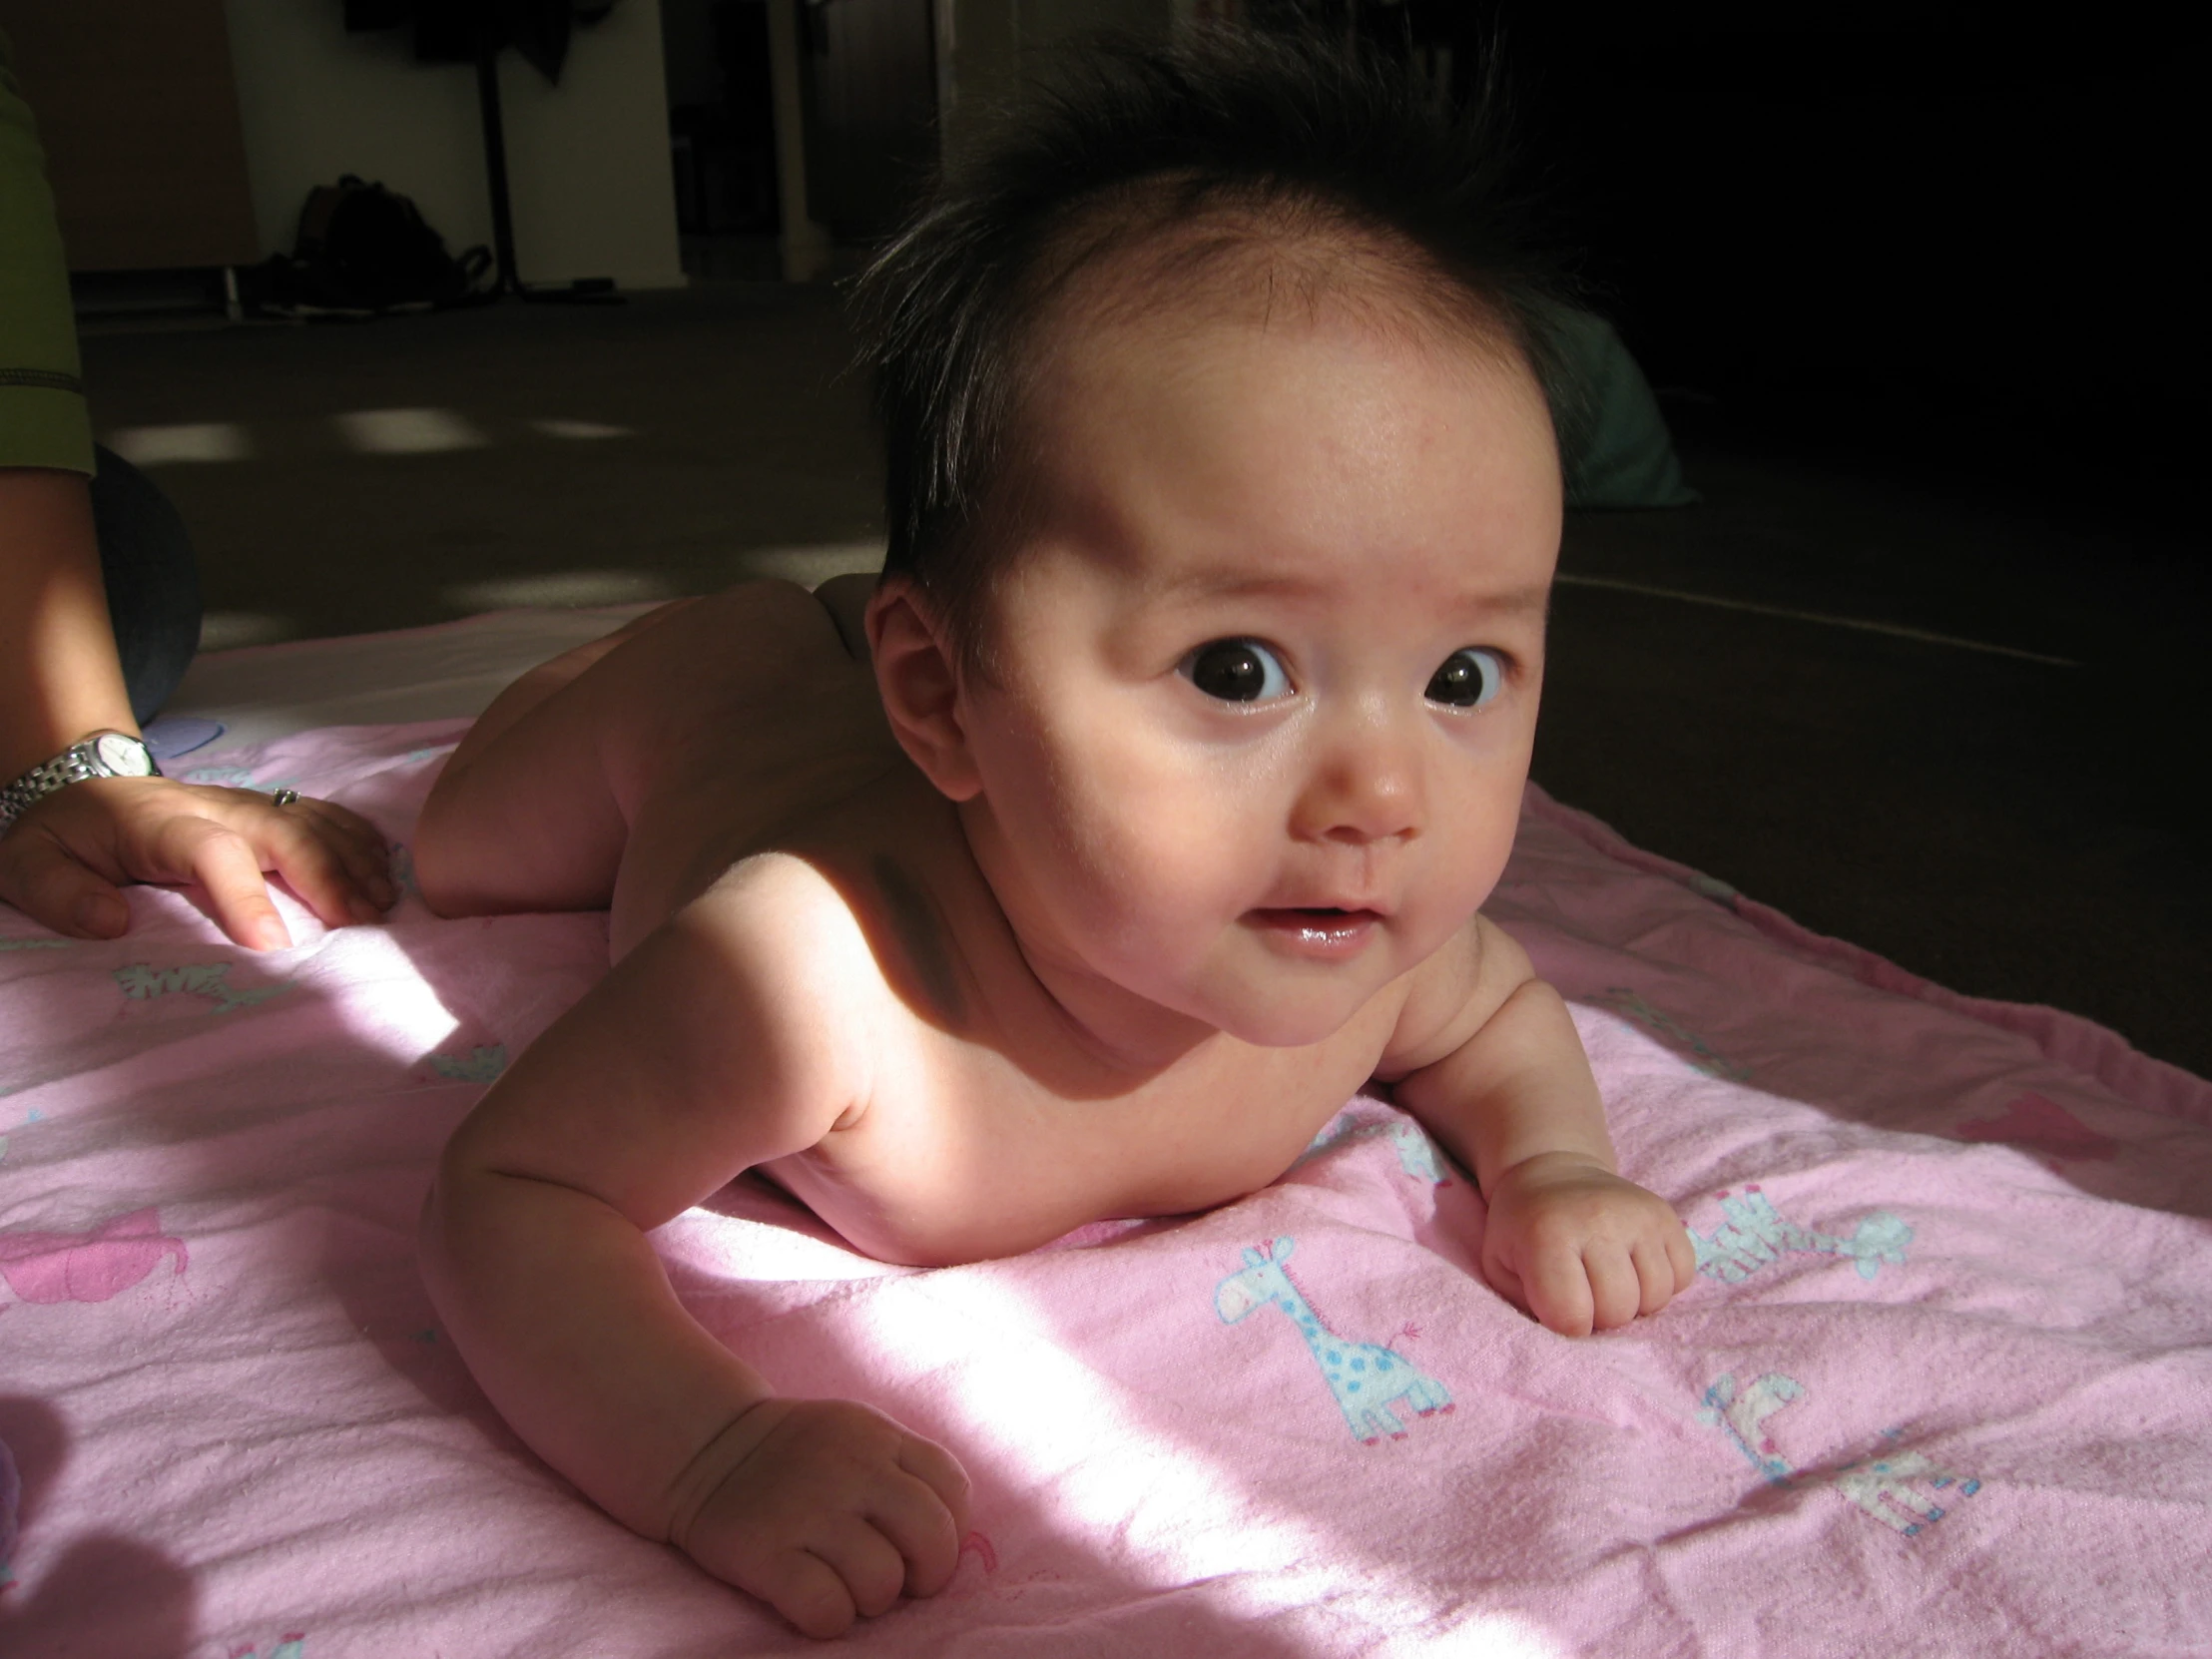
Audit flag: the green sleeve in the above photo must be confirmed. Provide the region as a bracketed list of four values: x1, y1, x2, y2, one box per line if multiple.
[0, 29, 96, 476]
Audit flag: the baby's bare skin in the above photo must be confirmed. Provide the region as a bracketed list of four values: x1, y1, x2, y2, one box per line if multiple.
[414, 300, 1697, 1638]
[425, 579, 1412, 1261]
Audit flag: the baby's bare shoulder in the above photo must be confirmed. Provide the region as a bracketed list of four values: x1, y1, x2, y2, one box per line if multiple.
[1374, 913, 1538, 1080]
[443, 853, 894, 1227]
[685, 851, 890, 1016]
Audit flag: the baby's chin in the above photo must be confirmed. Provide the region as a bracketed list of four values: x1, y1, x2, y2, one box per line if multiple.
[1191, 974, 1388, 1050]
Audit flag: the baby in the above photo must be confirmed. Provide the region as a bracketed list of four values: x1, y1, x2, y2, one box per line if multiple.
[414, 30, 1695, 1640]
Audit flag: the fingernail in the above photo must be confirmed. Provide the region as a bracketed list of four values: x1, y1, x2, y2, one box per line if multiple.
[258, 918, 291, 950]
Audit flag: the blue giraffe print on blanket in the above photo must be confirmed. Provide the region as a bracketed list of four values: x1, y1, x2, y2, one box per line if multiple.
[1690, 1186, 1911, 1284]
[1698, 1375, 1981, 1537]
[1215, 1237, 1452, 1443]
[1299, 1112, 1452, 1186]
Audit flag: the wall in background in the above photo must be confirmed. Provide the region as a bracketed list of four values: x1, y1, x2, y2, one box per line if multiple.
[222, 0, 684, 290]
[0, 0, 262, 271]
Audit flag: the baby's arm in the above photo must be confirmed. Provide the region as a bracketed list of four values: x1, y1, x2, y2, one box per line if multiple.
[419, 865, 967, 1637]
[1387, 918, 1695, 1336]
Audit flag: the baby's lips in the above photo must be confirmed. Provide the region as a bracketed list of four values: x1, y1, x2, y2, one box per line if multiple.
[1248, 890, 1396, 919]
[1243, 907, 1383, 959]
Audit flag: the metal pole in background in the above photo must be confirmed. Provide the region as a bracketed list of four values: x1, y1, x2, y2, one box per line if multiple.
[474, 32, 524, 295]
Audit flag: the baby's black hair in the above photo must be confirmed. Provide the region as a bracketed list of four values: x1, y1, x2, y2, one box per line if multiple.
[853, 25, 1564, 654]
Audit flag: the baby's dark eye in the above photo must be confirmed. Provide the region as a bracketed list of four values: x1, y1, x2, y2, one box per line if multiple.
[1426, 648, 1504, 709]
[1181, 639, 1292, 703]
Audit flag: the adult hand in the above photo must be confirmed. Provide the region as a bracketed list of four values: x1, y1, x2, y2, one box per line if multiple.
[0, 775, 394, 949]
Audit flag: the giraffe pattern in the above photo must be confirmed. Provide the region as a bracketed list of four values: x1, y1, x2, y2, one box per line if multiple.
[1299, 1113, 1452, 1187]
[1828, 1448, 1980, 1535]
[1690, 1187, 1911, 1284]
[1215, 1237, 1452, 1444]
[113, 962, 290, 1017]
[1698, 1372, 1804, 1484]
[1697, 1374, 1980, 1536]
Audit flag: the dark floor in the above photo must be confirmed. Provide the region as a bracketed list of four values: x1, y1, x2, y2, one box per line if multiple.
[79, 284, 2210, 1077]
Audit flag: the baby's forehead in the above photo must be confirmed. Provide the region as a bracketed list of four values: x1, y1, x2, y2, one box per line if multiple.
[1002, 238, 1552, 544]
[944, 207, 1558, 655]
[1025, 205, 1538, 396]
[1004, 301, 1556, 599]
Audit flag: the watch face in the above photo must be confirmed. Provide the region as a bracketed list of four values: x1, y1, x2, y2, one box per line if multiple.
[93, 733, 156, 778]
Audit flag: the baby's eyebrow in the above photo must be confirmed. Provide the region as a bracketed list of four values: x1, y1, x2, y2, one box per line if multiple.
[1151, 571, 1553, 618]
[1452, 583, 1552, 619]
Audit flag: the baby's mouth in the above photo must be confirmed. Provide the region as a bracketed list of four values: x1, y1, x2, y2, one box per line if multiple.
[1246, 906, 1382, 955]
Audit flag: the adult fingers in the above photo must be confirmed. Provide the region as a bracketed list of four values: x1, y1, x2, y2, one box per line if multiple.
[0, 830, 130, 938]
[1582, 1247, 1644, 1333]
[159, 817, 292, 949]
[292, 799, 395, 907]
[254, 803, 391, 925]
[871, 1462, 965, 1597]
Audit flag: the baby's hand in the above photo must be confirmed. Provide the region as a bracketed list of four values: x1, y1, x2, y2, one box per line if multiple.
[672, 1397, 971, 1639]
[1478, 1153, 1697, 1337]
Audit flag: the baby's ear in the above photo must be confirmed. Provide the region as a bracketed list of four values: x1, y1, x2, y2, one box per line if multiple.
[867, 580, 983, 802]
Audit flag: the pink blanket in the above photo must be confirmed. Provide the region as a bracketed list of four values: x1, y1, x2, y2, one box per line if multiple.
[3, 721, 2208, 1658]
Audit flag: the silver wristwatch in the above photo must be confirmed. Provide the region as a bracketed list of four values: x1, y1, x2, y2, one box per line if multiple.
[0, 730, 162, 833]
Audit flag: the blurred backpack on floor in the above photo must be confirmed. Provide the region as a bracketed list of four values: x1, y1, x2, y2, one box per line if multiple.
[246, 176, 492, 317]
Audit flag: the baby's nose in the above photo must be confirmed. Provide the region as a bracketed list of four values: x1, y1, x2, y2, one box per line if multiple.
[1295, 706, 1424, 846]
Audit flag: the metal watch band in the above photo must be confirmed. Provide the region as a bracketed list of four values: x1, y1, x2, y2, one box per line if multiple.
[0, 733, 160, 833]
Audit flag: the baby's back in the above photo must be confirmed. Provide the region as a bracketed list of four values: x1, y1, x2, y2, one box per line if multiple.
[418, 577, 899, 957]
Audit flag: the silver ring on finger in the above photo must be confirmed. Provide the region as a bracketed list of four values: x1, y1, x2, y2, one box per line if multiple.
[269, 789, 301, 809]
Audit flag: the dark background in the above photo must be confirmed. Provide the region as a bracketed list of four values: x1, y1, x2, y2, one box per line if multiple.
[1352, 0, 2210, 1069]
[1399, 1, 2199, 515]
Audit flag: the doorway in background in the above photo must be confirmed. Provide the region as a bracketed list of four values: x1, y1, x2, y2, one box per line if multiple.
[662, 0, 784, 278]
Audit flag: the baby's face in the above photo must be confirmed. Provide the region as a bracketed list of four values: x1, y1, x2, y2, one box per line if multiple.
[951, 297, 1561, 1049]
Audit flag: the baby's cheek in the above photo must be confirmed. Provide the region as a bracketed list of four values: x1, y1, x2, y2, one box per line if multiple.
[1441, 796, 1520, 901]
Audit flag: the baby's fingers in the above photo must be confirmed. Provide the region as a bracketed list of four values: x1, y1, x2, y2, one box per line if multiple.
[1583, 1248, 1645, 1332]
[1667, 1224, 1699, 1294]
[762, 1548, 861, 1642]
[813, 1519, 911, 1622]
[899, 1434, 969, 1523]
[1630, 1237, 1687, 1318]
[875, 1456, 966, 1597]
[1516, 1248, 1595, 1339]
